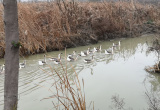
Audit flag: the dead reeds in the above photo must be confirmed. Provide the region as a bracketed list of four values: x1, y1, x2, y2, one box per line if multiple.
[0, 1, 159, 58]
[40, 59, 86, 109]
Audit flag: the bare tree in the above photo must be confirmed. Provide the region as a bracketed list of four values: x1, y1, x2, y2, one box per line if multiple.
[3, 0, 19, 110]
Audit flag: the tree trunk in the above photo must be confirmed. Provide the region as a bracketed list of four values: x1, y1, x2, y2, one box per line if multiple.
[3, 0, 19, 110]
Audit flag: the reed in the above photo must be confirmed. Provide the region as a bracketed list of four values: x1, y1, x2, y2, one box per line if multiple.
[40, 50, 87, 109]
[0, 1, 159, 58]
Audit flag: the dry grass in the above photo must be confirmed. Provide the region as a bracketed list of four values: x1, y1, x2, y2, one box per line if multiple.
[40, 48, 87, 110]
[41, 64, 86, 109]
[0, 1, 160, 58]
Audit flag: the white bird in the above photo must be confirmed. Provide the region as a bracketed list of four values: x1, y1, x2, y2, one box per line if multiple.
[80, 50, 89, 57]
[84, 55, 94, 63]
[53, 54, 62, 64]
[67, 55, 79, 62]
[113, 41, 121, 47]
[68, 51, 76, 57]
[49, 53, 62, 61]
[116, 41, 121, 46]
[97, 45, 102, 52]
[38, 54, 47, 65]
[113, 43, 116, 47]
[93, 45, 102, 52]
[93, 47, 97, 53]
[19, 60, 26, 68]
[0, 64, 5, 74]
[72, 51, 76, 56]
[105, 47, 114, 55]
[88, 47, 93, 54]
[54, 59, 61, 64]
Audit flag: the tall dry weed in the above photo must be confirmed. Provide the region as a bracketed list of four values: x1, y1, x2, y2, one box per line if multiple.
[40, 48, 86, 109]
[0, 1, 159, 58]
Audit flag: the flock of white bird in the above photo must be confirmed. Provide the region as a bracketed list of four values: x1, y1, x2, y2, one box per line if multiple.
[38, 41, 121, 64]
[0, 41, 121, 74]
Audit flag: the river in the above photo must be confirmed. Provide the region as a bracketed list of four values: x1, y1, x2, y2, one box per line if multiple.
[0, 34, 160, 110]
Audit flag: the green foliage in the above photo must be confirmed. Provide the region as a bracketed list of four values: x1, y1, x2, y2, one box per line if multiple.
[146, 20, 154, 24]
[11, 41, 22, 48]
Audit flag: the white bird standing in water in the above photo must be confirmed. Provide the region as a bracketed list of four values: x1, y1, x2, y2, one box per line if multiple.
[38, 55, 47, 65]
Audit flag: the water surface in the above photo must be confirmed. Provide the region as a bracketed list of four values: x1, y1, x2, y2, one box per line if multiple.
[0, 34, 159, 110]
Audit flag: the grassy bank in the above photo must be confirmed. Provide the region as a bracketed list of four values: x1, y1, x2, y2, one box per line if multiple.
[0, 1, 160, 58]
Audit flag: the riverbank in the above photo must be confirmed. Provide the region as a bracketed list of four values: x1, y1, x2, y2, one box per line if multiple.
[0, 1, 160, 58]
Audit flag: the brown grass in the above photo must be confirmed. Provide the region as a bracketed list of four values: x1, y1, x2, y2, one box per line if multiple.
[0, 1, 160, 58]
[40, 48, 87, 109]
[41, 64, 86, 109]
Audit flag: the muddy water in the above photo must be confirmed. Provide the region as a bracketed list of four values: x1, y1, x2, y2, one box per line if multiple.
[0, 34, 160, 110]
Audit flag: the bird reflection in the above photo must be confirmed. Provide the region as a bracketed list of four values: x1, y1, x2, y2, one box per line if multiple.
[90, 68, 93, 75]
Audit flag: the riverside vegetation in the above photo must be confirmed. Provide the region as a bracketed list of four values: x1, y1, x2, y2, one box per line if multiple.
[145, 36, 160, 73]
[0, 1, 160, 58]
